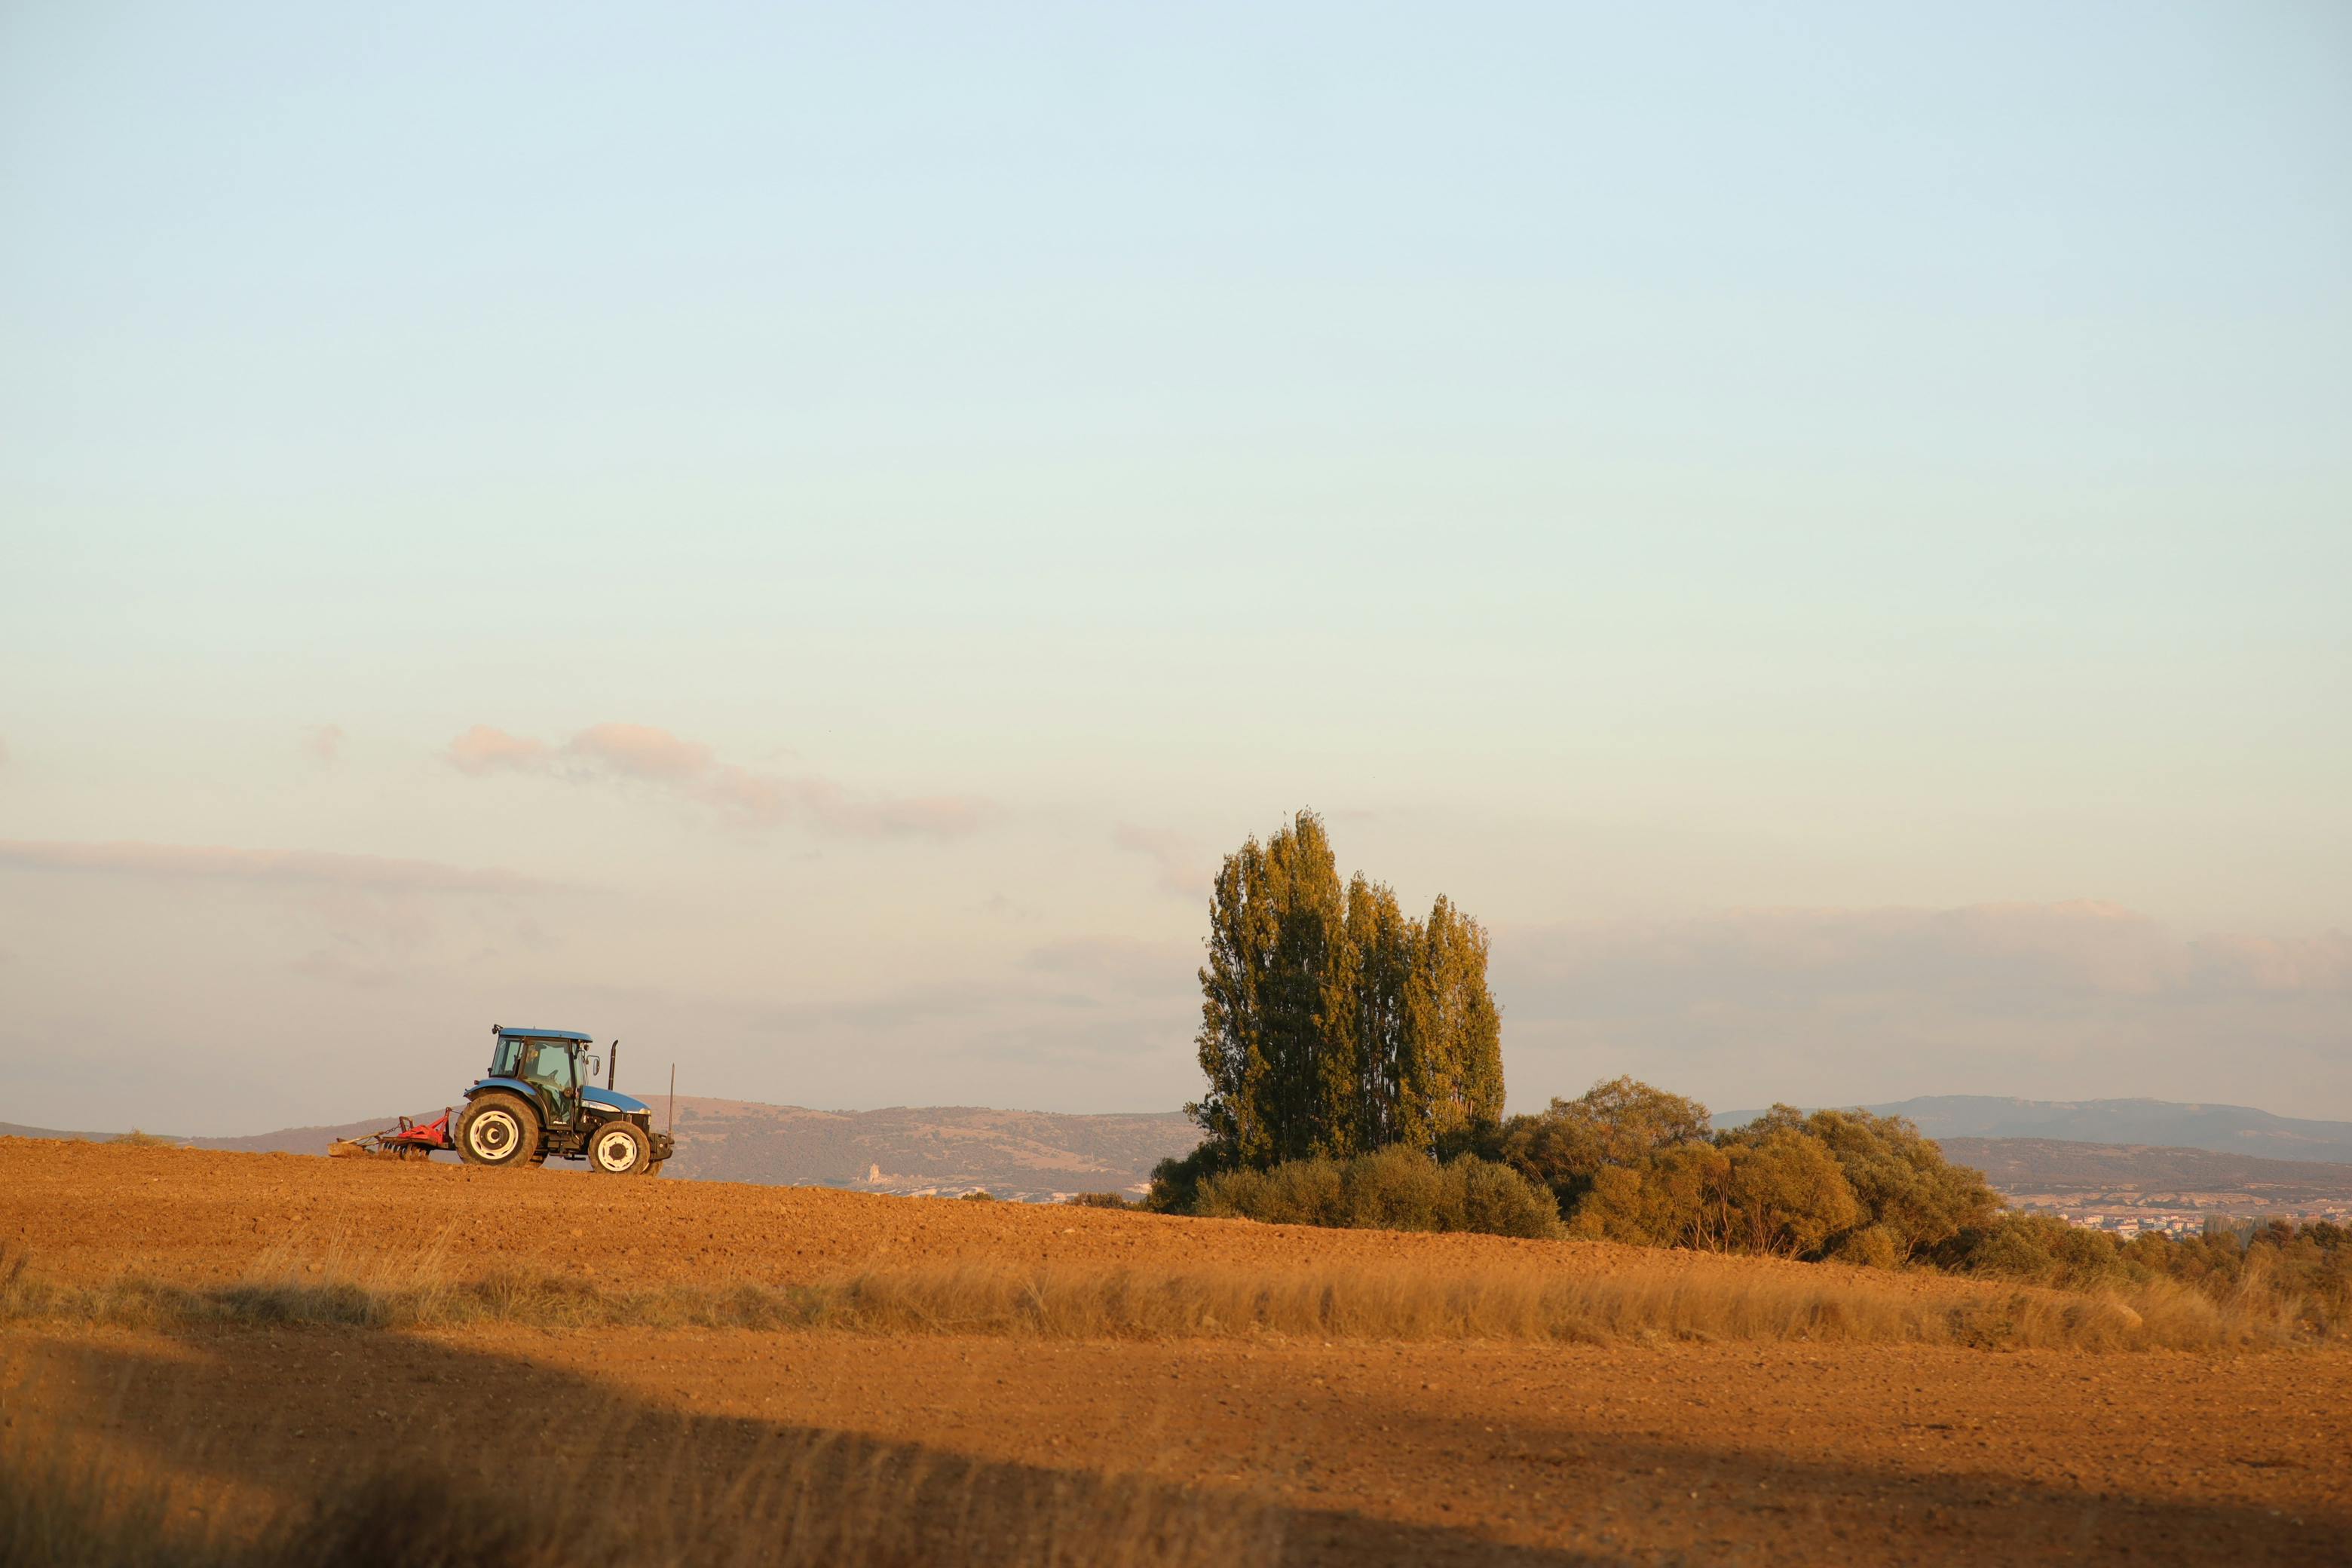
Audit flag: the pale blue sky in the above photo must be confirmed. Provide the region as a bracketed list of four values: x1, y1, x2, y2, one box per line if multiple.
[2, 2, 2347, 1132]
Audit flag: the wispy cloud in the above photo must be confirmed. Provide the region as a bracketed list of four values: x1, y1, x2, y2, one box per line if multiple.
[300, 724, 347, 764]
[444, 722, 987, 839]
[976, 891, 1040, 922]
[0, 839, 542, 893]
[446, 724, 552, 775]
[1492, 901, 2352, 1113]
[1023, 936, 1197, 997]
[743, 938, 1196, 1040]
[757, 978, 1018, 1031]
[1112, 823, 1211, 899]
[1505, 902, 2352, 1009]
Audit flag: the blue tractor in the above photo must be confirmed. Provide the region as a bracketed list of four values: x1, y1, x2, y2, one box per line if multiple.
[454, 1025, 675, 1176]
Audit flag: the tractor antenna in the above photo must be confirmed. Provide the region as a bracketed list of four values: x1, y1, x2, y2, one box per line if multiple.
[608, 1039, 619, 1091]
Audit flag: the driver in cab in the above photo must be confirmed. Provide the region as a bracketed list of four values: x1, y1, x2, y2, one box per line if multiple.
[519, 1040, 580, 1122]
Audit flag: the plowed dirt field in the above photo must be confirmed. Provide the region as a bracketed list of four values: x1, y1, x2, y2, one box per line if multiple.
[5, 1138, 2348, 1566]
[0, 1136, 1876, 1289]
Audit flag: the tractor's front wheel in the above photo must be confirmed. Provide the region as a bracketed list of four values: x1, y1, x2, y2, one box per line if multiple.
[456, 1092, 541, 1168]
[588, 1119, 652, 1175]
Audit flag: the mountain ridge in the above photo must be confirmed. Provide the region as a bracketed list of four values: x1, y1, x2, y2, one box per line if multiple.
[19, 1092, 2352, 1200]
[1936, 1137, 2352, 1206]
[1, 1100, 1203, 1199]
[1713, 1095, 2352, 1165]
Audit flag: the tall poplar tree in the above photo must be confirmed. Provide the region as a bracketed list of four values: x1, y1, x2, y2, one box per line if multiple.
[1193, 811, 1357, 1163]
[1405, 896, 1505, 1146]
[1191, 810, 1502, 1167]
[1345, 874, 1416, 1149]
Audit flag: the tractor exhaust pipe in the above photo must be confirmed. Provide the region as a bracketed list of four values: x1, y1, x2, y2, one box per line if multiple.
[608, 1040, 619, 1091]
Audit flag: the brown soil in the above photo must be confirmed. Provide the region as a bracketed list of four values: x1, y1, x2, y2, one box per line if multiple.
[0, 1137, 1991, 1300]
[5, 1138, 2348, 1566]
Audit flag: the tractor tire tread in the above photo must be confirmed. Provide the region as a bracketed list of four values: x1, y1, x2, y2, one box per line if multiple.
[588, 1119, 652, 1175]
[456, 1091, 541, 1168]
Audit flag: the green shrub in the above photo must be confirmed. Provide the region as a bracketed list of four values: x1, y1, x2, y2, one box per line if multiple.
[1194, 1150, 1559, 1239]
[1456, 1155, 1566, 1239]
[1344, 1147, 1446, 1231]
[1144, 1144, 1230, 1214]
[1499, 1078, 1711, 1212]
[1934, 1211, 2123, 1287]
[1566, 1144, 1729, 1248]
[1833, 1224, 1902, 1269]
[1508, 1080, 2003, 1265]
[1064, 1192, 1136, 1211]
[1720, 1129, 1862, 1257]
[1924, 1215, 2350, 1332]
[1195, 1159, 1346, 1227]
[1791, 1108, 2000, 1258]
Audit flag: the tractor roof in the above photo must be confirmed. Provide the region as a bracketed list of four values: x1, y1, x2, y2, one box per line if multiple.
[493, 1026, 594, 1043]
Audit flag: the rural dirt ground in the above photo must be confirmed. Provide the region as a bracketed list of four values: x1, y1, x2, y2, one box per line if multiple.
[5, 1138, 2349, 1566]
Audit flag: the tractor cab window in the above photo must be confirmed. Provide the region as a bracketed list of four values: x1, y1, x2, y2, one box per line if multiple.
[522, 1043, 577, 1094]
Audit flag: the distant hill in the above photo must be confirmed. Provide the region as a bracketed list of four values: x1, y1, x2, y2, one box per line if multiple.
[0, 1117, 401, 1150]
[1940, 1138, 2352, 1205]
[0, 1121, 112, 1142]
[6, 1098, 1204, 1199]
[660, 1098, 1199, 1196]
[4, 1114, 482, 1160]
[189, 1116, 427, 1155]
[1715, 1096, 2352, 1165]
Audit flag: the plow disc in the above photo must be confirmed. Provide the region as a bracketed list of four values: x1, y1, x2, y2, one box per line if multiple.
[329, 1109, 455, 1162]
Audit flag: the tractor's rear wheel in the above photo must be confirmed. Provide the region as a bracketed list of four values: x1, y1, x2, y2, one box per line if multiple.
[456, 1092, 541, 1168]
[588, 1119, 651, 1175]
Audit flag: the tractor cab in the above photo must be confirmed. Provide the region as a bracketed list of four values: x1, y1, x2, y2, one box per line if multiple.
[485, 1028, 592, 1123]
[456, 1024, 675, 1175]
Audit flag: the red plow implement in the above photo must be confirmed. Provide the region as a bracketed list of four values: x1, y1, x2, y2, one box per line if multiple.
[328, 1109, 454, 1161]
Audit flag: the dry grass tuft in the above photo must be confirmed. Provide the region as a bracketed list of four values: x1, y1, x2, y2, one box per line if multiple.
[0, 1411, 1279, 1568]
[813, 1259, 2288, 1352]
[0, 1242, 2317, 1352]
